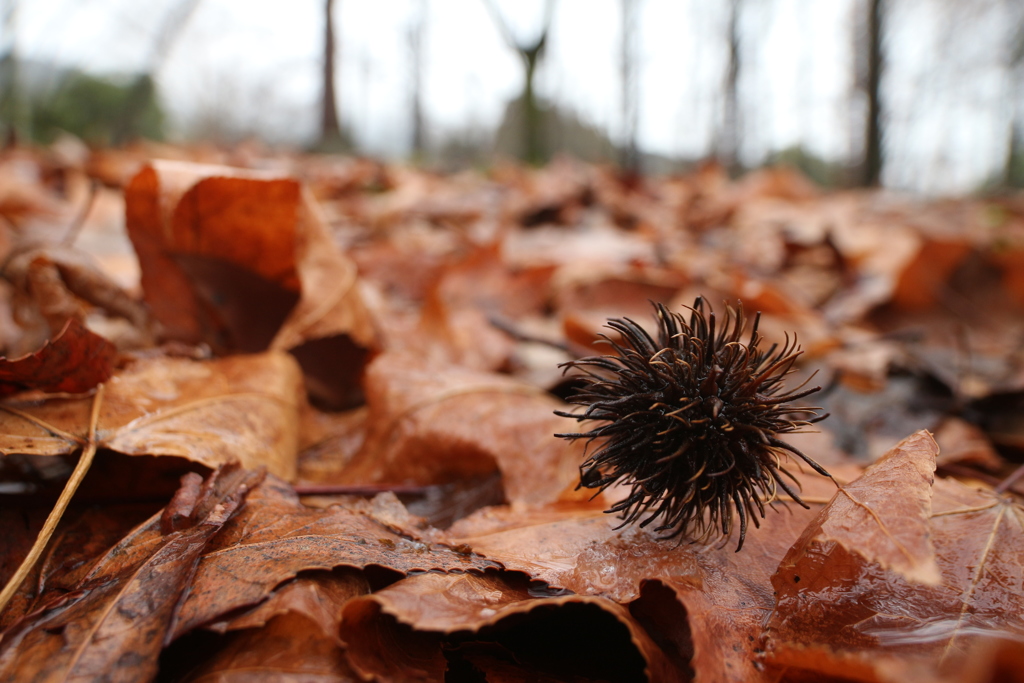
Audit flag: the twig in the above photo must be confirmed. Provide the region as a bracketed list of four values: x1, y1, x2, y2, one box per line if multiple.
[0, 384, 105, 615]
[995, 463, 1024, 495]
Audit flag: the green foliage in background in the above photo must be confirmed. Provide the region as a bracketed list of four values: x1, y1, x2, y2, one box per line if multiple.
[1, 67, 166, 146]
[31, 70, 165, 145]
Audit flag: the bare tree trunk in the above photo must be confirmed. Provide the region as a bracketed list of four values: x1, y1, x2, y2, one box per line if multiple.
[408, 0, 426, 158]
[619, 0, 640, 173]
[484, 0, 554, 165]
[1004, 3, 1024, 187]
[320, 0, 343, 147]
[720, 0, 741, 176]
[862, 0, 884, 186]
[0, 1, 25, 145]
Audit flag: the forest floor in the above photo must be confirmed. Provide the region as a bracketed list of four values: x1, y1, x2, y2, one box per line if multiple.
[0, 140, 1023, 682]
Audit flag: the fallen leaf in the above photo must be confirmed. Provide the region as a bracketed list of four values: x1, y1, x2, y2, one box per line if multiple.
[764, 432, 1024, 679]
[210, 568, 368, 634]
[0, 351, 302, 480]
[0, 466, 262, 683]
[124, 160, 378, 409]
[786, 431, 942, 586]
[0, 318, 115, 396]
[182, 611, 361, 683]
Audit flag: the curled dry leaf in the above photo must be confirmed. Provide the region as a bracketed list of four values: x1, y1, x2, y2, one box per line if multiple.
[0, 318, 116, 396]
[340, 571, 685, 683]
[0, 466, 262, 683]
[338, 353, 582, 505]
[765, 430, 1024, 680]
[0, 351, 302, 480]
[124, 160, 378, 408]
[170, 476, 500, 640]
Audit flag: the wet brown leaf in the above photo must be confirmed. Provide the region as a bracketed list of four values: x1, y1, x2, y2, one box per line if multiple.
[0, 351, 302, 479]
[765, 431, 1024, 680]
[0, 466, 261, 683]
[788, 431, 942, 586]
[0, 318, 115, 396]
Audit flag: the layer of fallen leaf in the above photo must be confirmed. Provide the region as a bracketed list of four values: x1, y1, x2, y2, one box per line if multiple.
[0, 145, 1023, 682]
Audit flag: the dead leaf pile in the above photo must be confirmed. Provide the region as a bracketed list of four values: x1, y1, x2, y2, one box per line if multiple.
[1, 144, 1023, 681]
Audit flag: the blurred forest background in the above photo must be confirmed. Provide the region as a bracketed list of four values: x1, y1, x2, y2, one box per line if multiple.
[1, 0, 1023, 195]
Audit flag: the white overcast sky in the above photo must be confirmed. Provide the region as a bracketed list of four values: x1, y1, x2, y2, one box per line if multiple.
[4, 0, 1020, 194]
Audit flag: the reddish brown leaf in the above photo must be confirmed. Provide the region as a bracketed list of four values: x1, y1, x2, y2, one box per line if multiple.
[0, 466, 261, 683]
[183, 612, 361, 683]
[171, 477, 500, 640]
[124, 160, 378, 408]
[786, 431, 942, 586]
[210, 568, 368, 634]
[0, 318, 115, 396]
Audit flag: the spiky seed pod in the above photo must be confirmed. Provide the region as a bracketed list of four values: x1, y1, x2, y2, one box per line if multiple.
[555, 298, 830, 551]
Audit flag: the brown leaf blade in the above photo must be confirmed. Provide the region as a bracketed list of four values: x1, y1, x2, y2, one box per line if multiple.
[182, 572, 366, 683]
[448, 467, 839, 682]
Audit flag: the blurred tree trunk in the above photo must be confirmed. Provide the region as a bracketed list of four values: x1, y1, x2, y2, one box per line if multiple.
[861, 0, 884, 186]
[720, 0, 742, 176]
[619, 0, 640, 173]
[0, 1, 26, 145]
[1004, 4, 1024, 187]
[320, 0, 344, 148]
[484, 0, 555, 165]
[408, 0, 426, 158]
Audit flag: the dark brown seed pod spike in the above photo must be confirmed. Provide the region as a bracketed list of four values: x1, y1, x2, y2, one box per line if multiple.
[554, 298, 832, 551]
